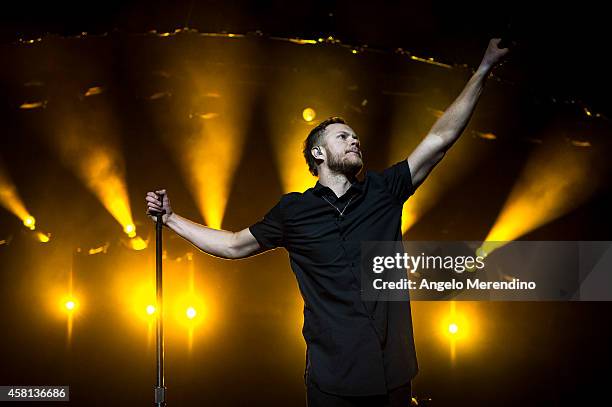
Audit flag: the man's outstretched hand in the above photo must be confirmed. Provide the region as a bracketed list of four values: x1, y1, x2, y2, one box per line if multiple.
[480, 38, 510, 71]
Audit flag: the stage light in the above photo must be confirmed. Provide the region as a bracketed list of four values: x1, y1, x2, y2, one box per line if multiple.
[302, 107, 316, 122]
[186, 307, 197, 319]
[146, 305, 156, 315]
[128, 236, 148, 251]
[448, 323, 458, 334]
[64, 299, 77, 311]
[163, 63, 252, 230]
[1, 169, 35, 227]
[23, 215, 35, 230]
[84, 86, 103, 97]
[123, 223, 136, 238]
[19, 101, 46, 109]
[50, 110, 136, 245]
[88, 243, 109, 255]
[36, 232, 51, 243]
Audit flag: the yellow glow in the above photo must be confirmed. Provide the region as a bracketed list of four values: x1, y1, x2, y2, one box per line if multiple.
[123, 223, 136, 237]
[478, 132, 497, 140]
[88, 243, 109, 255]
[483, 144, 597, 254]
[84, 86, 104, 97]
[390, 97, 488, 234]
[0, 169, 32, 223]
[51, 104, 135, 238]
[173, 292, 209, 329]
[437, 301, 482, 363]
[570, 140, 591, 148]
[195, 112, 219, 120]
[63, 298, 78, 312]
[23, 215, 36, 230]
[128, 236, 148, 251]
[80, 148, 134, 231]
[166, 57, 252, 230]
[267, 51, 369, 194]
[409, 55, 453, 69]
[273, 126, 318, 193]
[119, 278, 157, 323]
[441, 308, 471, 341]
[36, 232, 51, 243]
[288, 38, 318, 45]
[302, 107, 316, 122]
[19, 101, 46, 109]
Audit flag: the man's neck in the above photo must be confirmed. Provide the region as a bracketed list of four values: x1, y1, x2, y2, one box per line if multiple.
[318, 169, 355, 198]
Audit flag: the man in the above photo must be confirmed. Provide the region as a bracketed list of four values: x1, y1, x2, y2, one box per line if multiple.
[146, 38, 508, 406]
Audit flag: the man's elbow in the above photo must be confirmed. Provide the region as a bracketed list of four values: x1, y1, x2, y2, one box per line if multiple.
[224, 231, 254, 260]
[221, 233, 239, 259]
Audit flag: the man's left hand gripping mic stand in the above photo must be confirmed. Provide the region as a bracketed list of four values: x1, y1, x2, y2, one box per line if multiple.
[153, 193, 167, 407]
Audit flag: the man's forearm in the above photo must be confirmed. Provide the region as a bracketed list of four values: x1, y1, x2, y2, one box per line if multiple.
[429, 65, 491, 148]
[165, 212, 236, 259]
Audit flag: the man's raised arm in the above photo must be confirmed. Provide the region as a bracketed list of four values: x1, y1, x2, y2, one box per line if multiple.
[146, 189, 261, 259]
[407, 38, 509, 188]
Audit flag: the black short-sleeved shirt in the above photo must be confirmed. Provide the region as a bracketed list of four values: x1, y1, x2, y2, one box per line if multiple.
[249, 160, 419, 396]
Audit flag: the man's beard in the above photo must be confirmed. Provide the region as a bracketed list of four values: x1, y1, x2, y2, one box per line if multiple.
[326, 150, 363, 177]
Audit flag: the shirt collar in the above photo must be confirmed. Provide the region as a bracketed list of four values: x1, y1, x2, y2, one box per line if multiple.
[313, 177, 364, 197]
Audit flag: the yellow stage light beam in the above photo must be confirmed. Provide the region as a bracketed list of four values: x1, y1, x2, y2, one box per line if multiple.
[266, 49, 373, 194]
[389, 96, 490, 234]
[0, 168, 35, 226]
[74, 146, 134, 235]
[160, 45, 255, 230]
[481, 144, 598, 255]
[146, 304, 156, 315]
[186, 306, 197, 319]
[49, 92, 135, 237]
[273, 125, 320, 193]
[174, 115, 243, 229]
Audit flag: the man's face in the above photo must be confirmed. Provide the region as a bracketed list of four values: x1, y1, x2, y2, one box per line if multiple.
[319, 123, 363, 177]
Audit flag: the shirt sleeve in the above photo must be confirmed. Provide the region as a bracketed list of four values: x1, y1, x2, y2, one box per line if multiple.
[380, 160, 415, 204]
[249, 200, 285, 250]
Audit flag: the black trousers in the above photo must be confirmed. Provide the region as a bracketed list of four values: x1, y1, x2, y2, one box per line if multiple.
[306, 379, 412, 407]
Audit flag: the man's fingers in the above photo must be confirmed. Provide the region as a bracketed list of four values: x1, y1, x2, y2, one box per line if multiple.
[146, 196, 162, 205]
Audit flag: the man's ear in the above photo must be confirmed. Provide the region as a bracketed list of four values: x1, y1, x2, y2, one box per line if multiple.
[312, 146, 323, 160]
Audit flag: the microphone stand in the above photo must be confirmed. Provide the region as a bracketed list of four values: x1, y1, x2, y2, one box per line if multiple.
[153, 198, 166, 407]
